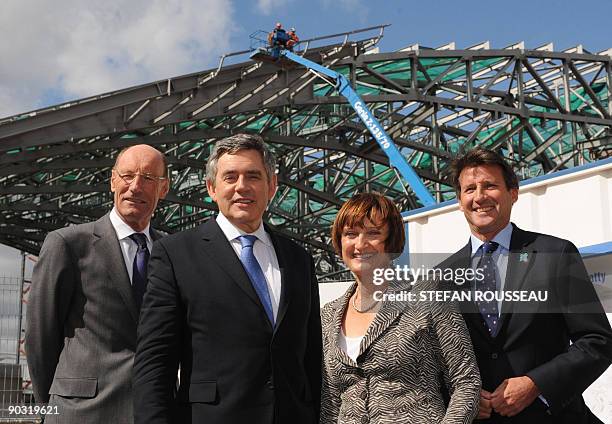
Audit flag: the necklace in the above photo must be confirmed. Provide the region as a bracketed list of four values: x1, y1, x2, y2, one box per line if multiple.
[351, 293, 378, 313]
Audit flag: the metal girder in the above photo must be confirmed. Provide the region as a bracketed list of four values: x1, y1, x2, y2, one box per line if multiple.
[0, 44, 361, 151]
[1, 30, 611, 279]
[276, 176, 342, 207]
[350, 49, 610, 63]
[358, 65, 409, 94]
[0, 226, 44, 242]
[0, 184, 107, 195]
[301, 94, 612, 126]
[0, 234, 40, 255]
[0, 200, 105, 218]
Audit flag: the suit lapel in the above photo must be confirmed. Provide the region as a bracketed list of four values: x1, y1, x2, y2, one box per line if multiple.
[198, 220, 272, 327]
[325, 283, 403, 367]
[150, 228, 163, 242]
[499, 225, 538, 338]
[359, 296, 402, 356]
[502, 225, 537, 296]
[93, 214, 138, 323]
[330, 284, 359, 367]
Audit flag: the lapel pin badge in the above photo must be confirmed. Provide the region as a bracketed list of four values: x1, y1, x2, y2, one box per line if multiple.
[519, 252, 529, 263]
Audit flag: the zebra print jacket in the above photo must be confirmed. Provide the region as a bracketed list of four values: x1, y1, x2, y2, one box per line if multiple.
[320, 281, 480, 423]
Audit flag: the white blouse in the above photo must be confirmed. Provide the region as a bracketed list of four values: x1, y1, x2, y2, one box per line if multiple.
[339, 330, 364, 362]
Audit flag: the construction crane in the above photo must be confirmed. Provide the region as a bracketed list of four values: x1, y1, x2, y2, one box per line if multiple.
[250, 34, 436, 207]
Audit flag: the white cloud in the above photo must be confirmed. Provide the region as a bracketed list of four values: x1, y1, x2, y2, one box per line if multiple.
[0, 0, 234, 118]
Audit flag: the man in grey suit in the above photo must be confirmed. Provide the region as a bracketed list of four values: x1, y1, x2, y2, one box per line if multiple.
[25, 144, 169, 424]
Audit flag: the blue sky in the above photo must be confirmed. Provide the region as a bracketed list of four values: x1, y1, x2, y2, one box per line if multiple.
[233, 0, 612, 55]
[1, 0, 611, 119]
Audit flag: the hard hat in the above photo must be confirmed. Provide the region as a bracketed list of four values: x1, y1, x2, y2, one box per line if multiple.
[290, 27, 296, 32]
[275, 22, 282, 29]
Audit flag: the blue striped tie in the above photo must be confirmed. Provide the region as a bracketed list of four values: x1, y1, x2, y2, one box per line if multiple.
[238, 235, 274, 325]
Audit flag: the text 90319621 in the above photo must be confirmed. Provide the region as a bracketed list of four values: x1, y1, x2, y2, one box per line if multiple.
[5, 404, 59, 418]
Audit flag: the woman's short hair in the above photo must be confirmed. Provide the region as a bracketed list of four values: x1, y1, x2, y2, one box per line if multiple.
[331, 192, 405, 257]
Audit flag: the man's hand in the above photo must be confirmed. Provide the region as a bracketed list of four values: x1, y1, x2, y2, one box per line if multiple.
[490, 376, 540, 417]
[476, 389, 493, 419]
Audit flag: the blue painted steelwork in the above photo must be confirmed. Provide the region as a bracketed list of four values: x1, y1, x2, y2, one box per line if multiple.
[279, 50, 435, 206]
[579, 241, 612, 258]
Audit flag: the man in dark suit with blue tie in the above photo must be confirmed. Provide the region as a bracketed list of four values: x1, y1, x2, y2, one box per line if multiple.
[134, 133, 322, 424]
[26, 144, 169, 423]
[439, 148, 612, 423]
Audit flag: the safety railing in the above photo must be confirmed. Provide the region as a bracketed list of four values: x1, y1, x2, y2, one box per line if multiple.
[0, 277, 37, 423]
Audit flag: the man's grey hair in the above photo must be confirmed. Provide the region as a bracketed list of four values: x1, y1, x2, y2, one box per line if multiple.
[206, 134, 276, 185]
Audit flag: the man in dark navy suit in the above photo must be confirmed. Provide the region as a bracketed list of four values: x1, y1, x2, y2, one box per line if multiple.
[440, 147, 612, 423]
[134, 134, 321, 424]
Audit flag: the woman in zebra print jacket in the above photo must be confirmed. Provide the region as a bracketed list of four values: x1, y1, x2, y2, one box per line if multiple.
[321, 193, 480, 423]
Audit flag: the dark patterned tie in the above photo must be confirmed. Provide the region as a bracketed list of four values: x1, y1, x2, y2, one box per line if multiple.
[129, 233, 150, 313]
[238, 235, 274, 325]
[476, 241, 500, 336]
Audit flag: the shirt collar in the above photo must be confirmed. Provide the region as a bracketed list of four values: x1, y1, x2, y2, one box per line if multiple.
[109, 207, 152, 244]
[470, 221, 513, 257]
[215, 212, 273, 248]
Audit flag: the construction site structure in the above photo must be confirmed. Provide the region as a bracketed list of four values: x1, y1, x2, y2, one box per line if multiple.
[0, 24, 611, 282]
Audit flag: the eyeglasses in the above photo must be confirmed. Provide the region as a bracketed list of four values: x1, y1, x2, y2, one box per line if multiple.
[113, 170, 167, 185]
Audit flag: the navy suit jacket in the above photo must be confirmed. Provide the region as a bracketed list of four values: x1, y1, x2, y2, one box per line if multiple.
[439, 224, 612, 423]
[133, 219, 322, 424]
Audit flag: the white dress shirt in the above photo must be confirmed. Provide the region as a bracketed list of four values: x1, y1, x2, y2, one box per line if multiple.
[216, 213, 282, 320]
[109, 207, 153, 285]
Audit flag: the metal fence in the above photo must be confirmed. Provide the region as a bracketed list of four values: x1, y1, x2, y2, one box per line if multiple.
[0, 276, 38, 423]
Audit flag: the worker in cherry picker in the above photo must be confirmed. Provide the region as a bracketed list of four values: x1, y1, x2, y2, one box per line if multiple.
[268, 22, 289, 58]
[268, 23, 289, 48]
[286, 27, 299, 51]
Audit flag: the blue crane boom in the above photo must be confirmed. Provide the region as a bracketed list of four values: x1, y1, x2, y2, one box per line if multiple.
[250, 43, 435, 207]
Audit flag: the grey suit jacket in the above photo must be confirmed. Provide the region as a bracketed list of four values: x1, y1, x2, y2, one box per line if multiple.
[320, 281, 481, 424]
[25, 213, 161, 424]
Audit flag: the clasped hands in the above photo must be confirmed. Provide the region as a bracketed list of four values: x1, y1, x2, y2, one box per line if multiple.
[477, 376, 541, 419]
